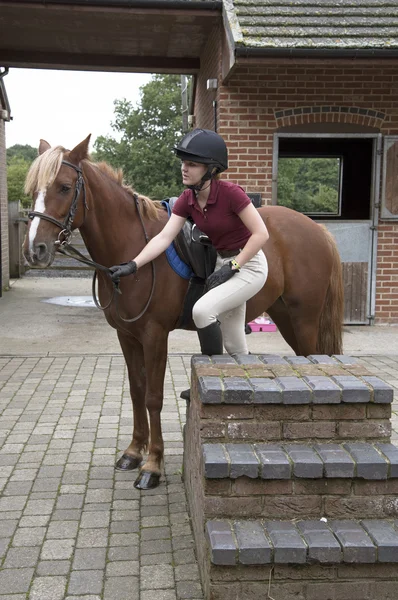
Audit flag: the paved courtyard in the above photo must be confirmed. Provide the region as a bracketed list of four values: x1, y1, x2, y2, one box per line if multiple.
[0, 352, 397, 599]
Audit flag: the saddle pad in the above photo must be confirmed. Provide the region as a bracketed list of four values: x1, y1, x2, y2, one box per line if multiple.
[161, 201, 193, 280]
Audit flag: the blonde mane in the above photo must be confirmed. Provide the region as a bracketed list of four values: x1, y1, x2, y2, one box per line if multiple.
[24, 146, 162, 221]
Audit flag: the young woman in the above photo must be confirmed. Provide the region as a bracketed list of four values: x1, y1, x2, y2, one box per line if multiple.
[110, 129, 269, 364]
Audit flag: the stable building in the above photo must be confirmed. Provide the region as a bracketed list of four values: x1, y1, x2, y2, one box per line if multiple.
[0, 71, 10, 295]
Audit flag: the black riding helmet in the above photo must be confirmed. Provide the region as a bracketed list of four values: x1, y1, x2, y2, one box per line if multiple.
[173, 129, 228, 191]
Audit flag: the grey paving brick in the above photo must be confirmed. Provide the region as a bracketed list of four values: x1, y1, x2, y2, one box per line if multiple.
[284, 356, 311, 365]
[250, 378, 282, 404]
[344, 442, 388, 479]
[141, 539, 173, 555]
[332, 376, 371, 403]
[297, 520, 342, 563]
[72, 548, 107, 570]
[41, 539, 75, 560]
[76, 528, 108, 548]
[235, 354, 264, 365]
[29, 576, 67, 600]
[329, 520, 376, 563]
[254, 444, 291, 479]
[223, 377, 253, 404]
[0, 568, 34, 594]
[362, 376, 394, 404]
[308, 355, 336, 365]
[225, 444, 259, 479]
[264, 521, 307, 564]
[314, 444, 355, 478]
[276, 377, 312, 404]
[361, 520, 398, 562]
[12, 526, 46, 547]
[197, 376, 223, 404]
[141, 591, 177, 600]
[36, 561, 71, 576]
[206, 520, 236, 565]
[375, 443, 398, 477]
[141, 564, 174, 590]
[46, 520, 79, 539]
[106, 560, 139, 577]
[0, 520, 18, 538]
[234, 520, 272, 564]
[2, 546, 40, 568]
[260, 355, 289, 365]
[68, 570, 104, 595]
[202, 444, 229, 478]
[303, 376, 341, 404]
[103, 576, 138, 599]
[176, 580, 203, 599]
[332, 355, 359, 365]
[283, 444, 323, 478]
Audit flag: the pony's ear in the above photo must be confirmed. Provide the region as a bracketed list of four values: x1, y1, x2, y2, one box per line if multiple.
[39, 139, 51, 155]
[68, 135, 91, 165]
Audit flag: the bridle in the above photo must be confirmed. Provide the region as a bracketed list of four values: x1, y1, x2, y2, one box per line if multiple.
[29, 160, 87, 247]
[28, 159, 156, 322]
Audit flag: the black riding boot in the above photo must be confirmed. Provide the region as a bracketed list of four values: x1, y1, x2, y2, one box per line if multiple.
[180, 322, 223, 403]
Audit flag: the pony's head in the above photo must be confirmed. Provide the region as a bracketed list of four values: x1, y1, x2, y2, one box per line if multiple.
[23, 135, 91, 268]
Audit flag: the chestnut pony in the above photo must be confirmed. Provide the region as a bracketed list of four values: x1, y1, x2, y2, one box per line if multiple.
[23, 136, 343, 489]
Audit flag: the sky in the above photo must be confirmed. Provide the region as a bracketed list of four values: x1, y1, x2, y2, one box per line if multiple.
[4, 68, 153, 151]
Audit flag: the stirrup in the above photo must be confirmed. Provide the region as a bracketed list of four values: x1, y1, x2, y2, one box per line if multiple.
[180, 389, 191, 402]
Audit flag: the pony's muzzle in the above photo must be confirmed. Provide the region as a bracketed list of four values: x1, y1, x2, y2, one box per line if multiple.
[24, 242, 53, 267]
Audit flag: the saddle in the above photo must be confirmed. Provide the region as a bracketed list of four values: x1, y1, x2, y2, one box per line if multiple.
[167, 197, 217, 281]
[163, 198, 217, 330]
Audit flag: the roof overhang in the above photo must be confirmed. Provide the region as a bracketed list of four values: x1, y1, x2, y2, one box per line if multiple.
[0, 0, 222, 73]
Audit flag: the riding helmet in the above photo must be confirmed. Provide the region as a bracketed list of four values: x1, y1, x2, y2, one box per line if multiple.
[173, 129, 228, 172]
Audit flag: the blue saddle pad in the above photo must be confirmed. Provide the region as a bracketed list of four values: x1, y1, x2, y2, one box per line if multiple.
[161, 201, 193, 280]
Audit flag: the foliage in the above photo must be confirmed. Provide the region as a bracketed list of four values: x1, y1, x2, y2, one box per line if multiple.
[7, 144, 37, 166]
[94, 74, 184, 200]
[6, 145, 37, 206]
[278, 157, 340, 214]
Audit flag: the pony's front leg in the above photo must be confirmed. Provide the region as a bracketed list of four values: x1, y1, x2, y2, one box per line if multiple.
[115, 331, 148, 472]
[134, 327, 169, 490]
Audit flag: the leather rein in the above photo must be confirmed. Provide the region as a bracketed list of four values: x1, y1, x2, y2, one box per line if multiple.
[28, 160, 156, 323]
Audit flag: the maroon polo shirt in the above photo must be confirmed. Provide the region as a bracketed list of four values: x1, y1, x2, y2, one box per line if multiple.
[172, 179, 252, 251]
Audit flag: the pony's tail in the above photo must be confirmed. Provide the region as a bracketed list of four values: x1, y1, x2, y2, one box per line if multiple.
[316, 228, 344, 355]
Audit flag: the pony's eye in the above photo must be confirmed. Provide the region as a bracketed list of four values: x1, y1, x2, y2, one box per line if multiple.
[60, 185, 71, 194]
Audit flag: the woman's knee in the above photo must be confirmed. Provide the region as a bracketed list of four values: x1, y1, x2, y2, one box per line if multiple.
[192, 302, 216, 330]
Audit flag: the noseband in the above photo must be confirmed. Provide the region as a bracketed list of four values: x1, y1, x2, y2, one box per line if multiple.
[28, 160, 87, 245]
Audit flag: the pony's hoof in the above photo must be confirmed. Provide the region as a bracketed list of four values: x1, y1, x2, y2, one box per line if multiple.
[115, 454, 141, 471]
[134, 471, 160, 490]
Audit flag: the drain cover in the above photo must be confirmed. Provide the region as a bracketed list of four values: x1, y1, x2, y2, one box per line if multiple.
[43, 296, 95, 307]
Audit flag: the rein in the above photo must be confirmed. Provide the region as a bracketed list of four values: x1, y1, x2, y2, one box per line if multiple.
[28, 160, 156, 322]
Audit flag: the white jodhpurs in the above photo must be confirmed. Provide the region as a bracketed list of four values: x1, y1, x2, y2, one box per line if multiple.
[192, 250, 268, 356]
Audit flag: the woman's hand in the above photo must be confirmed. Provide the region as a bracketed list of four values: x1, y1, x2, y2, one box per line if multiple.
[205, 262, 238, 292]
[109, 260, 137, 283]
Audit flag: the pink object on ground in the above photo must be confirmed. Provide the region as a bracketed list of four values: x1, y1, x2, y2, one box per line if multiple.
[247, 317, 277, 332]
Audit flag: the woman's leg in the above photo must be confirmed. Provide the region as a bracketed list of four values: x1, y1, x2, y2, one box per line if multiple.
[192, 251, 268, 355]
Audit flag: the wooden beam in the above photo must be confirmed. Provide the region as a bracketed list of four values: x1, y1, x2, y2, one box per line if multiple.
[0, 50, 200, 73]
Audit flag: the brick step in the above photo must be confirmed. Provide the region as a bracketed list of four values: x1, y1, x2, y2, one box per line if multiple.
[203, 442, 398, 480]
[206, 518, 398, 566]
[194, 355, 393, 406]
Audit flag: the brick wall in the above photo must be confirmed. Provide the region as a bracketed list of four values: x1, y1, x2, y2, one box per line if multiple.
[195, 57, 398, 323]
[0, 107, 9, 291]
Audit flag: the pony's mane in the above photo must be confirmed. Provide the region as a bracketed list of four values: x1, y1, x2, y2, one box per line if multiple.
[24, 146, 162, 221]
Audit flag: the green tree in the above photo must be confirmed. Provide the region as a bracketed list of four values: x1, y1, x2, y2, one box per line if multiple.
[7, 144, 37, 165]
[94, 74, 184, 200]
[7, 156, 32, 206]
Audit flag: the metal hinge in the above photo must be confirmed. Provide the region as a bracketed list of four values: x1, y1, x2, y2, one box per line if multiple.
[369, 225, 377, 230]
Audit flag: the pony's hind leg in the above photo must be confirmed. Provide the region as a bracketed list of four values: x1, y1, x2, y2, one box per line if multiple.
[115, 331, 148, 472]
[134, 325, 169, 490]
[267, 297, 300, 355]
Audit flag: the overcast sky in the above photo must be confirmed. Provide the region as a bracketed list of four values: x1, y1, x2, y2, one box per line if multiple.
[4, 68, 152, 151]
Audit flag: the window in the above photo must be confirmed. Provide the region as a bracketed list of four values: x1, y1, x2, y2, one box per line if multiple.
[277, 156, 342, 216]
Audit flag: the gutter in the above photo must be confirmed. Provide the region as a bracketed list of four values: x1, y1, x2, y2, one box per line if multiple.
[6, 0, 222, 9]
[0, 67, 11, 121]
[235, 46, 398, 60]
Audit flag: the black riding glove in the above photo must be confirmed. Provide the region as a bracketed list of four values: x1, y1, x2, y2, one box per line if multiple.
[109, 260, 137, 283]
[205, 262, 238, 292]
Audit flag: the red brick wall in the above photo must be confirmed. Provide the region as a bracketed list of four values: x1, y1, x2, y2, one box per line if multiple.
[195, 58, 398, 323]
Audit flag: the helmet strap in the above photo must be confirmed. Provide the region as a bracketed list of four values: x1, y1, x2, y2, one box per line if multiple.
[187, 165, 218, 192]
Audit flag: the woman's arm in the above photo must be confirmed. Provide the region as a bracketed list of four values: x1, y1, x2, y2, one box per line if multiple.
[234, 203, 269, 268]
[134, 213, 187, 268]
[109, 213, 186, 280]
